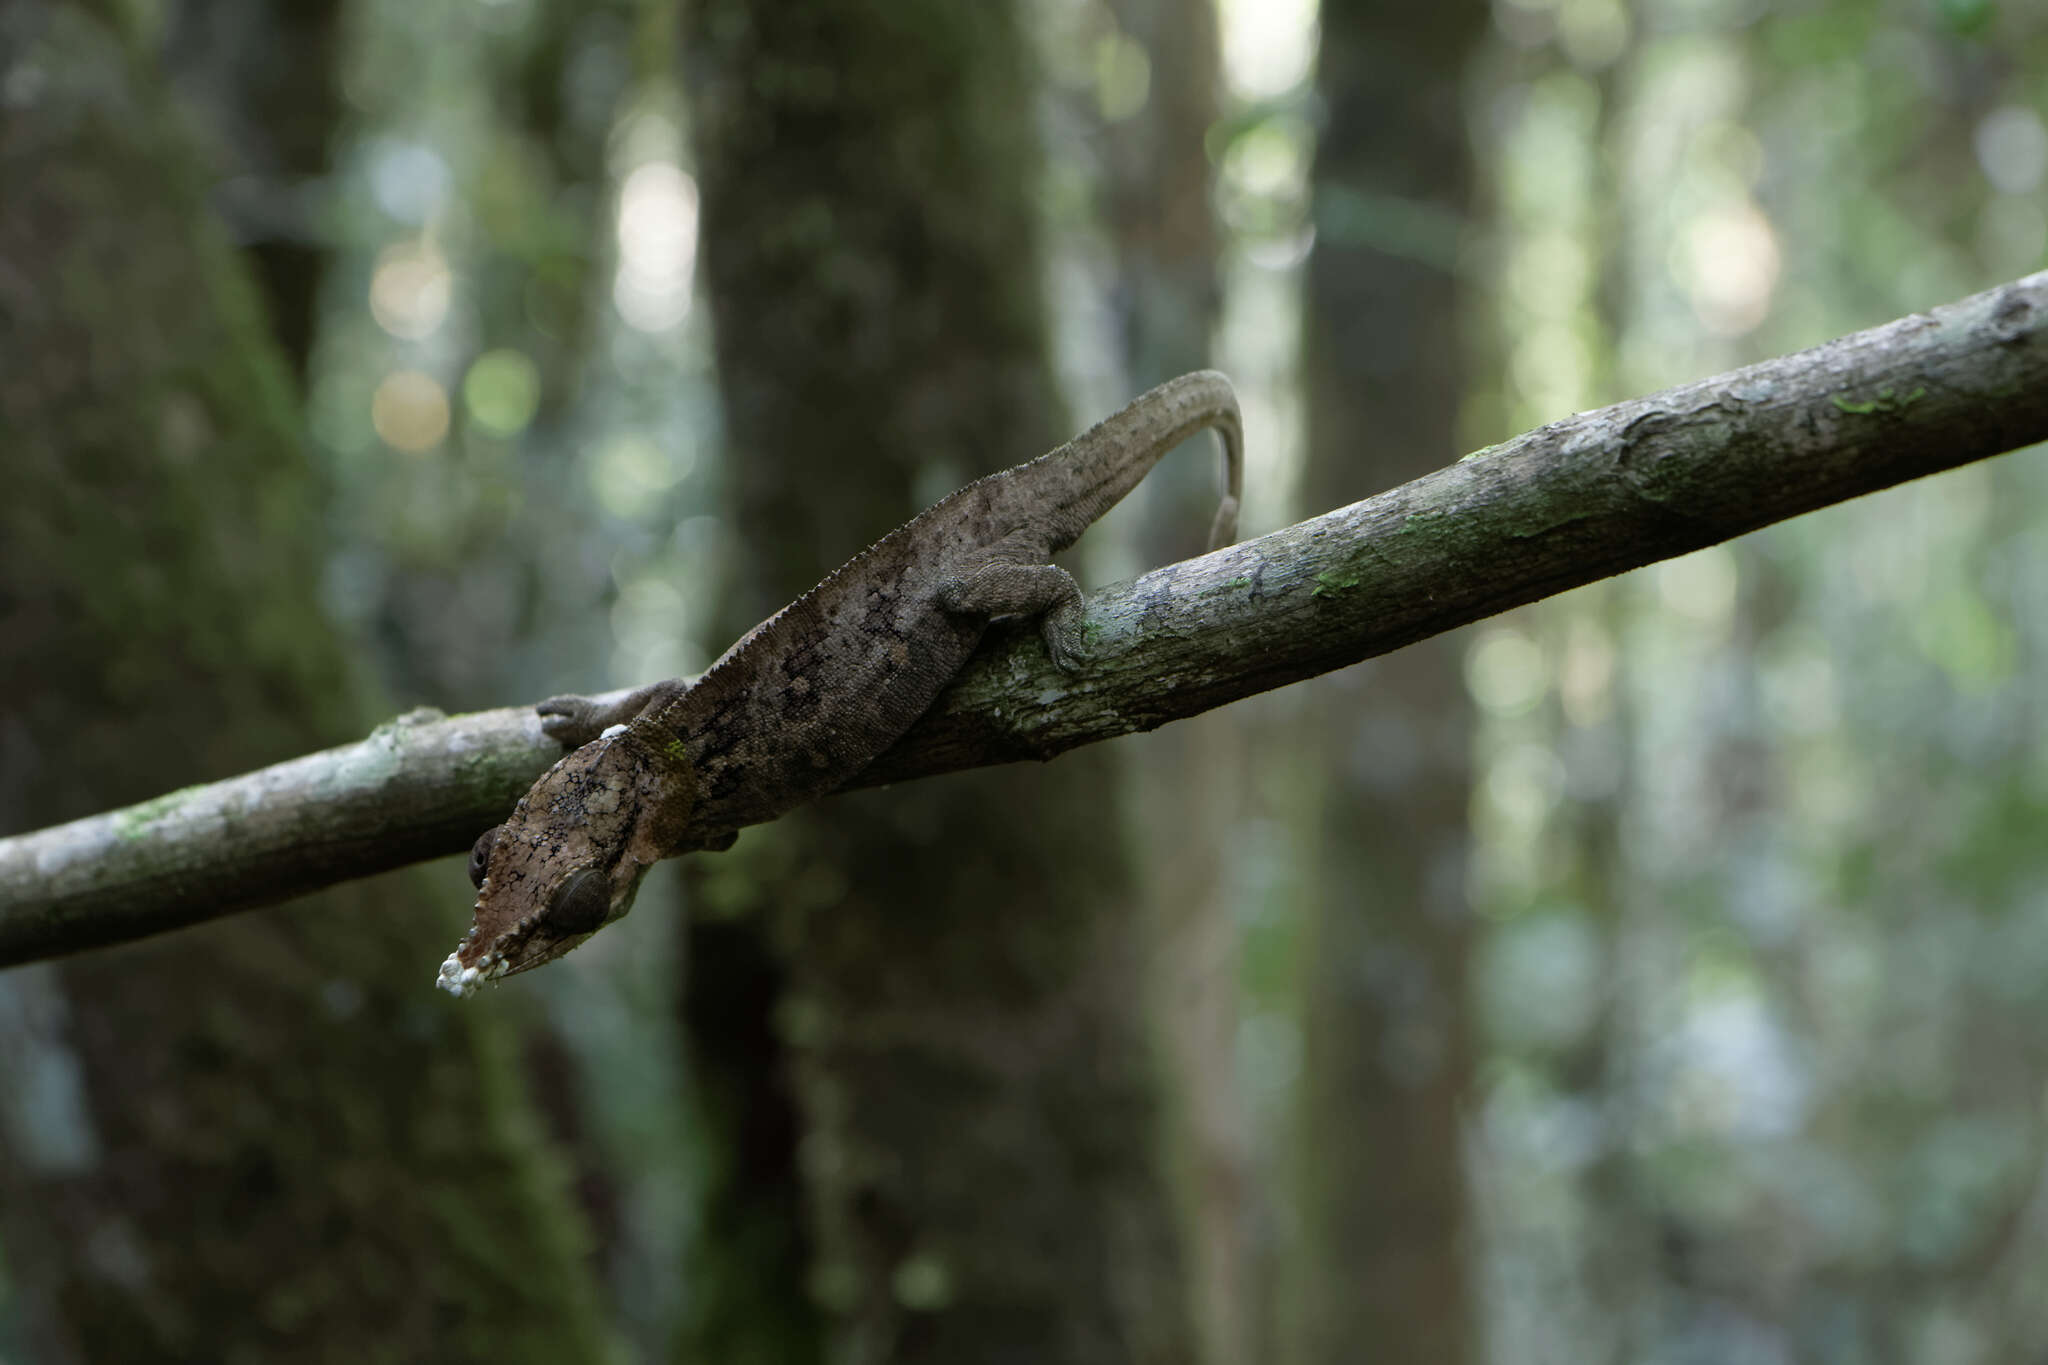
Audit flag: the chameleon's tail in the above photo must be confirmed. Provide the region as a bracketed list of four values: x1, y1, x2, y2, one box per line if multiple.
[1207, 491, 1240, 550]
[1025, 368, 1245, 553]
[1191, 370, 1244, 550]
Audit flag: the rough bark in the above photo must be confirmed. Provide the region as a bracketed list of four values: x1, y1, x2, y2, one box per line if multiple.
[0, 8, 609, 1361]
[3, 271, 2048, 962]
[1287, 4, 1482, 1360]
[679, 1, 1195, 1361]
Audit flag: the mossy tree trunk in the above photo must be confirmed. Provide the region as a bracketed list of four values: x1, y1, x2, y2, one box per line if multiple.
[1286, 3, 1485, 1362]
[0, 9, 609, 1361]
[680, 2, 1196, 1361]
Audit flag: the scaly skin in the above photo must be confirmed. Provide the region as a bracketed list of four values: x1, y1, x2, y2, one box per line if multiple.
[439, 371, 1243, 995]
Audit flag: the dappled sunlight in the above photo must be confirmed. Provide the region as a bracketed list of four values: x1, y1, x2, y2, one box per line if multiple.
[1557, 616, 1617, 729]
[613, 161, 698, 333]
[1975, 104, 2048, 194]
[370, 369, 450, 453]
[1662, 984, 1810, 1141]
[1679, 199, 1781, 337]
[588, 432, 696, 521]
[1219, 0, 1315, 100]
[364, 137, 451, 225]
[1468, 627, 1548, 721]
[18, 0, 2048, 1357]
[460, 349, 540, 438]
[368, 240, 452, 340]
[1091, 31, 1151, 122]
[1655, 545, 1740, 633]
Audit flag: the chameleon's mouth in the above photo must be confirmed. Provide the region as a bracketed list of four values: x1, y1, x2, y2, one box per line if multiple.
[436, 881, 519, 997]
[437, 871, 612, 997]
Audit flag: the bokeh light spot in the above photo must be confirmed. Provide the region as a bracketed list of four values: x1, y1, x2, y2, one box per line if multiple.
[1558, 617, 1616, 728]
[1975, 105, 2048, 196]
[1219, 0, 1315, 99]
[614, 161, 699, 333]
[1093, 33, 1150, 122]
[463, 349, 541, 437]
[1558, 0, 1629, 70]
[369, 242, 452, 340]
[367, 139, 452, 225]
[1678, 201, 1780, 338]
[1657, 545, 1739, 627]
[591, 433, 694, 519]
[1913, 588, 2015, 692]
[1468, 628, 1548, 718]
[371, 370, 451, 454]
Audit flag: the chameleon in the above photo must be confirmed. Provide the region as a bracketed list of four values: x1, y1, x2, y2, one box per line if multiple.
[438, 370, 1243, 997]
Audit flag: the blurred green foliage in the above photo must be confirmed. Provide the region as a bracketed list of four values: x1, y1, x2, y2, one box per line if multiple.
[1471, 1, 2048, 1358]
[8, 0, 2047, 1357]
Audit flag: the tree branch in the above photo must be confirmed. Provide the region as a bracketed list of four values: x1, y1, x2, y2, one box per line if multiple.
[7, 270, 2048, 966]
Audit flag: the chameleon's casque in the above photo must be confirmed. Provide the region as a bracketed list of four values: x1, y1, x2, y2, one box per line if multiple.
[440, 371, 1244, 995]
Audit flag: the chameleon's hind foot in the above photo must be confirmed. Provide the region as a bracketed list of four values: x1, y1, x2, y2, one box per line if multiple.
[1038, 600, 1088, 674]
[939, 560, 1090, 673]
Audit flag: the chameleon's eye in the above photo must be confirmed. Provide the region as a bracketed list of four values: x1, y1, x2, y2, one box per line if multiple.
[468, 827, 501, 888]
[543, 868, 610, 935]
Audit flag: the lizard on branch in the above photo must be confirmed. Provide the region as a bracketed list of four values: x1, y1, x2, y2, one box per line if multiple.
[439, 370, 1244, 996]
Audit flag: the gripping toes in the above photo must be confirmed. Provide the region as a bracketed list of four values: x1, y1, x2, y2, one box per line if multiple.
[1039, 600, 1088, 673]
[537, 694, 610, 746]
[938, 559, 1089, 672]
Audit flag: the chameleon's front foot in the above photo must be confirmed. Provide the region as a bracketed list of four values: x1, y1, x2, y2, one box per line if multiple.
[537, 680, 683, 746]
[536, 695, 612, 746]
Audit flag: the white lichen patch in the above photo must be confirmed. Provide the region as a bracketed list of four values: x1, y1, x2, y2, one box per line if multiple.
[438, 944, 514, 996]
[370, 707, 448, 741]
[436, 950, 475, 997]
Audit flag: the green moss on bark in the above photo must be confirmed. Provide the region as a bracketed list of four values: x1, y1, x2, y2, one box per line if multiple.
[680, 1, 1197, 1360]
[0, 8, 610, 1361]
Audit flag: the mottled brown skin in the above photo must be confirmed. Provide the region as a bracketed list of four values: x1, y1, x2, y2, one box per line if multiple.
[440, 372, 1243, 995]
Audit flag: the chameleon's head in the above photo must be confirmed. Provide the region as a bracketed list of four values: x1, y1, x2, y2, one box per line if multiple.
[437, 721, 693, 997]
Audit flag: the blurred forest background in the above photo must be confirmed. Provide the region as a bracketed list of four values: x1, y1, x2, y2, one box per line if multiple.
[3, 0, 2047, 1360]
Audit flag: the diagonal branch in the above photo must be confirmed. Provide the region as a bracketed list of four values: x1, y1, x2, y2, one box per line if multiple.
[6, 270, 2048, 967]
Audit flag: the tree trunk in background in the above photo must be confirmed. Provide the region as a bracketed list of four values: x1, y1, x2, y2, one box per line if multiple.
[1287, 4, 1484, 1362]
[160, 0, 344, 381]
[1566, 52, 1653, 1365]
[682, 2, 1195, 1361]
[1100, 3, 1254, 1361]
[0, 9, 608, 1362]
[1103, 0, 1223, 403]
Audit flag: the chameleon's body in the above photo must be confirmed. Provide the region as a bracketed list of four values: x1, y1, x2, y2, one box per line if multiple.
[439, 371, 1243, 996]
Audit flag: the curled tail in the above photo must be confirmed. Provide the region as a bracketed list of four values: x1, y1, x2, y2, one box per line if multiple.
[1196, 372, 1244, 551]
[1155, 369, 1242, 551]
[1069, 368, 1244, 551]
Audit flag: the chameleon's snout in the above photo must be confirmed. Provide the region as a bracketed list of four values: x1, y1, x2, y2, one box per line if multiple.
[437, 944, 512, 997]
[436, 917, 512, 997]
